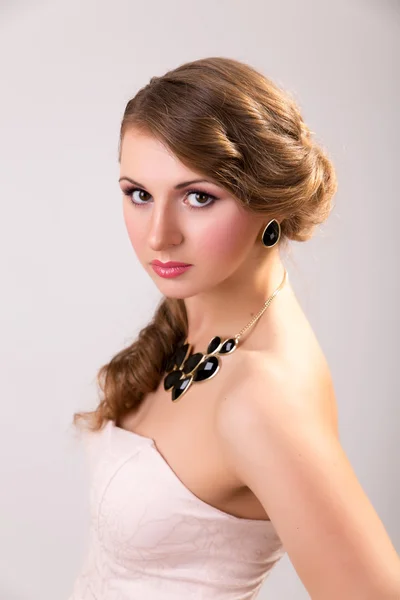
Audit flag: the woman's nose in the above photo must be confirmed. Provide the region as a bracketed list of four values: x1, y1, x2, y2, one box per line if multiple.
[148, 203, 183, 251]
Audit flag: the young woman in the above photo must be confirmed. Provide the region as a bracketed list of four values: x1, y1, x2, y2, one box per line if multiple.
[69, 57, 400, 599]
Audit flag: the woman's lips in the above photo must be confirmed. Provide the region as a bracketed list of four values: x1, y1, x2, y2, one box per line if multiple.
[151, 264, 192, 278]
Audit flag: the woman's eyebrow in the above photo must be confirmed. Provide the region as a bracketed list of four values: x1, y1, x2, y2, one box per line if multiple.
[118, 177, 215, 189]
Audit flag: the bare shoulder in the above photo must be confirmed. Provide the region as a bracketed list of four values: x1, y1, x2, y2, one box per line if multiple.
[217, 345, 339, 448]
[215, 351, 400, 599]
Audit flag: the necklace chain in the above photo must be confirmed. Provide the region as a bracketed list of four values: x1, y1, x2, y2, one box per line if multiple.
[164, 267, 289, 402]
[234, 268, 288, 342]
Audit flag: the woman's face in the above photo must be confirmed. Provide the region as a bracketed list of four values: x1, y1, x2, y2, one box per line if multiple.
[119, 128, 266, 298]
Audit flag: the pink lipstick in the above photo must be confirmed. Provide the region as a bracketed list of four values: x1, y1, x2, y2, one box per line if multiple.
[150, 260, 192, 278]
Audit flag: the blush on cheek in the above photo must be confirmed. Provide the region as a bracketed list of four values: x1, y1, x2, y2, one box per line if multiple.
[199, 213, 255, 262]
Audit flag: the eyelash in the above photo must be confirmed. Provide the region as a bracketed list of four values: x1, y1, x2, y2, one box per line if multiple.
[123, 187, 218, 210]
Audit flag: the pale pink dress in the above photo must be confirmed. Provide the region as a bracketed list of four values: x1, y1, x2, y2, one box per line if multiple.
[68, 418, 285, 599]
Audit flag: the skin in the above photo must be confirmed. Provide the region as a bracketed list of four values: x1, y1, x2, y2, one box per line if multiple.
[119, 127, 288, 354]
[118, 127, 400, 598]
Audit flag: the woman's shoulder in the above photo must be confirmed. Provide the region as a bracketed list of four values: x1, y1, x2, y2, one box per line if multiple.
[240, 283, 339, 436]
[217, 331, 338, 442]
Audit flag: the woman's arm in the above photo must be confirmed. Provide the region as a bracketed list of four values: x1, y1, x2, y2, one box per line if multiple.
[216, 359, 400, 600]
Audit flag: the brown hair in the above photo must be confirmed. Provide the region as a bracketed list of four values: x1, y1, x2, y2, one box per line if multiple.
[73, 56, 337, 432]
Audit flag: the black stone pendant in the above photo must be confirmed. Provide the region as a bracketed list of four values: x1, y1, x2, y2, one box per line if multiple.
[172, 375, 193, 401]
[164, 369, 183, 391]
[174, 343, 191, 369]
[219, 338, 237, 354]
[182, 352, 204, 374]
[207, 336, 221, 354]
[193, 355, 220, 381]
[163, 336, 232, 401]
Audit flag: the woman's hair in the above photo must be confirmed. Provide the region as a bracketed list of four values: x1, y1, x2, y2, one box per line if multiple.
[73, 56, 337, 432]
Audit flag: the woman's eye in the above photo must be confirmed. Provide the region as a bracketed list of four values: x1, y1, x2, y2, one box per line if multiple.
[124, 187, 217, 210]
[185, 190, 216, 209]
[128, 188, 151, 205]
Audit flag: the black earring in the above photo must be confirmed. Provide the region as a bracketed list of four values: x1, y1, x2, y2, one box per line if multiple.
[261, 219, 281, 248]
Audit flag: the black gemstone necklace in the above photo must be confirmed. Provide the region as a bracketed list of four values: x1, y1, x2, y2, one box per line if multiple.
[163, 268, 288, 402]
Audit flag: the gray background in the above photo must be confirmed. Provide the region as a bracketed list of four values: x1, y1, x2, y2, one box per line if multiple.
[0, 0, 399, 598]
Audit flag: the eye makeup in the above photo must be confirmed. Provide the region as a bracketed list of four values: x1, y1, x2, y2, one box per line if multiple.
[123, 186, 219, 211]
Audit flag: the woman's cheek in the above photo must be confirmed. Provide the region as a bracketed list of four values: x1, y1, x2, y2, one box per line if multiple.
[199, 214, 255, 263]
